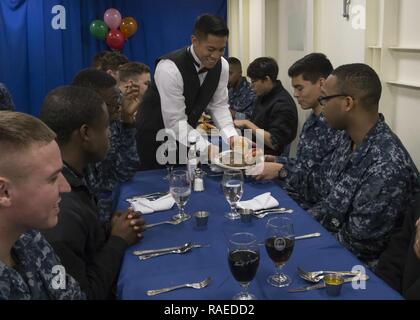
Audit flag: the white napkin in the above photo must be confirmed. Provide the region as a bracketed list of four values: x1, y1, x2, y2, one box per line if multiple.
[236, 192, 279, 211]
[128, 193, 175, 214]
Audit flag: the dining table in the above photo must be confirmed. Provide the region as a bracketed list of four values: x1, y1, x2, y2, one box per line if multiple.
[114, 168, 402, 300]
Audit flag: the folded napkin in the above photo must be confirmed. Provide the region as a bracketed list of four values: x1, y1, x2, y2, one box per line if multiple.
[128, 194, 175, 214]
[236, 192, 279, 211]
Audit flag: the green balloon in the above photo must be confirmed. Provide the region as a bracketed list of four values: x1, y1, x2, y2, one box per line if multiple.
[90, 20, 108, 40]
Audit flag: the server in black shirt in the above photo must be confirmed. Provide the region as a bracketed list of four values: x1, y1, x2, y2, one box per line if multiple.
[136, 14, 239, 170]
[234, 57, 298, 156]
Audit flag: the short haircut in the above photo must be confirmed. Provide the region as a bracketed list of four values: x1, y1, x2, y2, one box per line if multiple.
[0, 111, 56, 156]
[118, 62, 151, 82]
[227, 57, 242, 68]
[332, 63, 382, 108]
[193, 14, 229, 41]
[0, 83, 15, 111]
[72, 68, 116, 93]
[288, 53, 333, 83]
[91, 51, 108, 69]
[100, 51, 129, 72]
[39, 86, 106, 145]
[247, 57, 279, 82]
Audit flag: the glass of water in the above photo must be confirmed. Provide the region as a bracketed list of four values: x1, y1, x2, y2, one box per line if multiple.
[169, 169, 191, 220]
[222, 170, 244, 220]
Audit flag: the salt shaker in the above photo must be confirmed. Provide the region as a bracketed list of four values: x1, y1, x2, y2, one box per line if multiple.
[193, 168, 205, 192]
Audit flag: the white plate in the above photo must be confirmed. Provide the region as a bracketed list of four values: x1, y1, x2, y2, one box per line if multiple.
[212, 150, 256, 170]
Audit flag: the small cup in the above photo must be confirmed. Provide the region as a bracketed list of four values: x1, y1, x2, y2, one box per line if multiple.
[194, 211, 209, 229]
[239, 208, 253, 224]
[324, 274, 344, 297]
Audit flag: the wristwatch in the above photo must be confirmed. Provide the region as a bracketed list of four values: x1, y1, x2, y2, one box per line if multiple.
[277, 166, 288, 180]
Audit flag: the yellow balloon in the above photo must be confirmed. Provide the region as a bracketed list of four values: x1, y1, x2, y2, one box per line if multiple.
[120, 17, 138, 38]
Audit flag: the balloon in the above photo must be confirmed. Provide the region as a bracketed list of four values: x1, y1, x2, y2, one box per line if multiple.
[89, 20, 108, 40]
[106, 30, 125, 51]
[120, 17, 138, 38]
[104, 8, 122, 30]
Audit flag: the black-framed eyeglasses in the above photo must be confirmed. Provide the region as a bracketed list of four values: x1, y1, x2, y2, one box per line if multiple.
[318, 94, 351, 106]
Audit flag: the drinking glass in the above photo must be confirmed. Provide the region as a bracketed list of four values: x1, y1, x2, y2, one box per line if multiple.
[169, 170, 191, 220]
[222, 170, 244, 220]
[265, 217, 295, 287]
[228, 232, 260, 300]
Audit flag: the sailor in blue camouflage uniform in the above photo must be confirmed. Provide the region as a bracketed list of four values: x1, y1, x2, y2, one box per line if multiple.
[0, 111, 84, 300]
[72, 69, 140, 223]
[255, 53, 342, 205]
[308, 63, 420, 268]
[0, 83, 15, 111]
[0, 230, 84, 300]
[86, 118, 139, 223]
[227, 57, 256, 120]
[284, 113, 343, 207]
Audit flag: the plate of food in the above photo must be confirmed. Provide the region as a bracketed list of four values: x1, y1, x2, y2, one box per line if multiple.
[212, 149, 258, 170]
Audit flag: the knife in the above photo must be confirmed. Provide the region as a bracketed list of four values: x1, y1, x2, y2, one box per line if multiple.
[288, 283, 326, 292]
[138, 244, 210, 260]
[133, 244, 209, 256]
[295, 233, 321, 240]
[126, 191, 168, 202]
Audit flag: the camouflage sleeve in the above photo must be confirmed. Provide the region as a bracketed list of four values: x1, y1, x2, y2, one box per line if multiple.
[61, 274, 87, 300]
[0, 281, 11, 300]
[309, 162, 413, 260]
[284, 158, 326, 210]
[234, 111, 248, 120]
[113, 123, 140, 182]
[88, 122, 121, 192]
[339, 167, 408, 240]
[233, 88, 256, 119]
[239, 95, 256, 119]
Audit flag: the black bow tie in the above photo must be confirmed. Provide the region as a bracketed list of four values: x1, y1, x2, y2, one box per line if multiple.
[198, 67, 209, 74]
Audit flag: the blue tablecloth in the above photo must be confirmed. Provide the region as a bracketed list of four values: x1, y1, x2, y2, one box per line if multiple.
[115, 169, 402, 300]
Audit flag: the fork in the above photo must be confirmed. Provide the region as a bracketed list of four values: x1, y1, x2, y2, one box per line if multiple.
[146, 277, 212, 296]
[145, 217, 187, 229]
[139, 244, 210, 260]
[133, 242, 191, 256]
[297, 267, 361, 283]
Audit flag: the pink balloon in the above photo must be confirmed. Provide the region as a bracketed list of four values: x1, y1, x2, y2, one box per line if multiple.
[104, 8, 122, 30]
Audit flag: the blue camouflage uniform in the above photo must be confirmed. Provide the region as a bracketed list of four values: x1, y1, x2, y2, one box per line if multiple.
[279, 112, 343, 206]
[306, 115, 420, 268]
[86, 120, 140, 223]
[0, 83, 15, 111]
[0, 230, 85, 300]
[228, 77, 257, 120]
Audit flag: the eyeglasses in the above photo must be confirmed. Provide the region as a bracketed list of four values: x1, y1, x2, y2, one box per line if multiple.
[318, 94, 351, 106]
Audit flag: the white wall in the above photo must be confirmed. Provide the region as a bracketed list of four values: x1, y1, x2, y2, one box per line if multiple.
[277, 0, 314, 156]
[394, 88, 420, 168]
[314, 0, 366, 67]
[392, 0, 420, 168]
